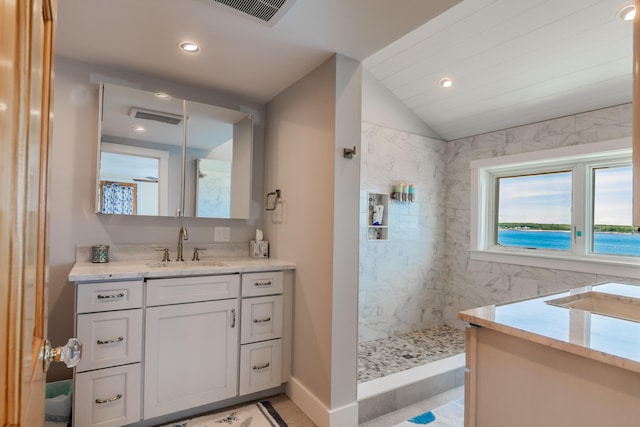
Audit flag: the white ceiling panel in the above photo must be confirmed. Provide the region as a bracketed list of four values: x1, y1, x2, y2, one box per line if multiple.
[56, 0, 635, 141]
[365, 0, 634, 140]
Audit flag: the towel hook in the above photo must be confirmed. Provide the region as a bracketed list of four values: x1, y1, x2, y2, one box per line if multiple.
[343, 146, 357, 159]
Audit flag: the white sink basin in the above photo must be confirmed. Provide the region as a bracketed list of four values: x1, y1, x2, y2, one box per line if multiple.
[146, 261, 227, 268]
[545, 291, 640, 323]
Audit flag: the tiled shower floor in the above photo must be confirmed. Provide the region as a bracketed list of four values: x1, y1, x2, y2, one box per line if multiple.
[357, 325, 466, 383]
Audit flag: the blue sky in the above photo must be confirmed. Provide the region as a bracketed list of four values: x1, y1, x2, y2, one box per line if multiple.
[498, 166, 632, 225]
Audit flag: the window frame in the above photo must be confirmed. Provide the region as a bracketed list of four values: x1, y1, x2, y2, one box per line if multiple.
[470, 138, 640, 279]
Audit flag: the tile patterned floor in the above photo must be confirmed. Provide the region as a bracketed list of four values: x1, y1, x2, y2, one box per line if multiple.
[357, 325, 466, 383]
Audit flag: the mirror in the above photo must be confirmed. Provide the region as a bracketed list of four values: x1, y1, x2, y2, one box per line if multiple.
[97, 83, 252, 218]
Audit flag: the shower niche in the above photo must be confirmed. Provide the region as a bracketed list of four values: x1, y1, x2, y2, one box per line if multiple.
[366, 192, 389, 241]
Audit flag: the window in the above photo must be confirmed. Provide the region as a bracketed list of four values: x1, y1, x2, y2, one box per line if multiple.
[497, 171, 572, 251]
[470, 139, 639, 276]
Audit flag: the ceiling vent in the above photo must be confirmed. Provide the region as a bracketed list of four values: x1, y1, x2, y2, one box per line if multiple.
[210, 0, 297, 26]
[130, 108, 182, 125]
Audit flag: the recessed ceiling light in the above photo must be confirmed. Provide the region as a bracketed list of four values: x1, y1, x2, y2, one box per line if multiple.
[178, 41, 200, 53]
[133, 125, 146, 132]
[155, 92, 171, 99]
[618, 4, 635, 21]
[439, 77, 453, 88]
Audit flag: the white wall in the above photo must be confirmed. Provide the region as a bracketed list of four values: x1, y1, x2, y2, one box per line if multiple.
[444, 103, 640, 328]
[47, 57, 266, 380]
[264, 55, 360, 426]
[362, 70, 442, 140]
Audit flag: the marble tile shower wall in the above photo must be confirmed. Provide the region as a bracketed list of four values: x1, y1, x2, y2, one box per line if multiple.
[444, 103, 640, 328]
[359, 122, 448, 342]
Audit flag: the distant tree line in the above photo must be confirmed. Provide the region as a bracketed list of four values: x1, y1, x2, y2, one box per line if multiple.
[498, 223, 570, 231]
[499, 223, 638, 233]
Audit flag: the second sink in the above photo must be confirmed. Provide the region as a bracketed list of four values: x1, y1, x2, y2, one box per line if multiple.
[545, 291, 640, 323]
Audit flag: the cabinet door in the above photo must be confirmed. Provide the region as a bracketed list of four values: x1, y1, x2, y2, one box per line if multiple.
[144, 299, 239, 419]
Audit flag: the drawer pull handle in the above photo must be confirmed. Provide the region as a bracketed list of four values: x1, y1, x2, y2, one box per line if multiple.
[97, 336, 124, 345]
[254, 281, 272, 287]
[253, 317, 271, 323]
[252, 362, 270, 370]
[95, 394, 122, 404]
[231, 308, 236, 328]
[97, 292, 125, 300]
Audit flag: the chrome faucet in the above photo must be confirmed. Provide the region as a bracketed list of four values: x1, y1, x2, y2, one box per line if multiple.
[177, 226, 188, 261]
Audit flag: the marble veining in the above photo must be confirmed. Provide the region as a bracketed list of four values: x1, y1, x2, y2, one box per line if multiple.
[358, 325, 465, 383]
[359, 122, 448, 342]
[69, 244, 295, 281]
[444, 103, 640, 329]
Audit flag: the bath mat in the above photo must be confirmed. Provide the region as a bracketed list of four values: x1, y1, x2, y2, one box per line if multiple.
[158, 400, 288, 427]
[393, 398, 464, 426]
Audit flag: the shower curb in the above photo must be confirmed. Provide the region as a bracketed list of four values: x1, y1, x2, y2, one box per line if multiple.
[357, 353, 465, 424]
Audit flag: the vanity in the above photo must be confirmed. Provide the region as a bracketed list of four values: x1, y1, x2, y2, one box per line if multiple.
[459, 282, 640, 427]
[68, 245, 295, 427]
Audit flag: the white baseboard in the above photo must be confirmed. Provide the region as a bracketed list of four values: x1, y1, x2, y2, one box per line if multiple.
[285, 377, 359, 427]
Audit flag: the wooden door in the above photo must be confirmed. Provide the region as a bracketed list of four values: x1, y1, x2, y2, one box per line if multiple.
[0, 0, 55, 425]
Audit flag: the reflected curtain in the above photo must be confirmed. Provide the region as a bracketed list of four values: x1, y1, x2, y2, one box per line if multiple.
[100, 181, 137, 215]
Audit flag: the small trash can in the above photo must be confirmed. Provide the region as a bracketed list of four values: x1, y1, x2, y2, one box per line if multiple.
[45, 379, 72, 423]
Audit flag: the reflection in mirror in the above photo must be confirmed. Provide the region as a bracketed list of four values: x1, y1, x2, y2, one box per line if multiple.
[97, 83, 253, 218]
[183, 100, 252, 218]
[99, 143, 169, 215]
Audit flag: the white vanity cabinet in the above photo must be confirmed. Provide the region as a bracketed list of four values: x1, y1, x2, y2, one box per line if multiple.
[239, 271, 284, 395]
[71, 261, 293, 427]
[73, 279, 144, 427]
[143, 275, 240, 419]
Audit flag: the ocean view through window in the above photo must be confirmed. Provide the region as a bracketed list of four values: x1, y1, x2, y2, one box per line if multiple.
[494, 164, 638, 257]
[471, 139, 639, 270]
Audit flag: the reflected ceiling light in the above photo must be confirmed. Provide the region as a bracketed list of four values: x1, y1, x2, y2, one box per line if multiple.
[155, 92, 171, 99]
[439, 77, 453, 88]
[178, 41, 200, 53]
[133, 125, 146, 132]
[0, 103, 6, 111]
[618, 4, 635, 21]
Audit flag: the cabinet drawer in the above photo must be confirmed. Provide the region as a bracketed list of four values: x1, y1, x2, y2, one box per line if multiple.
[77, 280, 143, 313]
[239, 339, 283, 395]
[146, 274, 239, 306]
[76, 309, 143, 373]
[74, 363, 141, 427]
[241, 295, 283, 344]
[241, 271, 283, 297]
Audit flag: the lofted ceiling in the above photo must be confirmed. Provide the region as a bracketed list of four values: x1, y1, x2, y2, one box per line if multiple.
[56, 0, 634, 142]
[365, 0, 634, 140]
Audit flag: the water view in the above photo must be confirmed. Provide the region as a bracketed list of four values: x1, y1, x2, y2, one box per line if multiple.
[498, 229, 640, 256]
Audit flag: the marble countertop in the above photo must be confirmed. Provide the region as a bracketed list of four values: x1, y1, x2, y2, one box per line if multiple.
[69, 257, 296, 282]
[458, 282, 640, 374]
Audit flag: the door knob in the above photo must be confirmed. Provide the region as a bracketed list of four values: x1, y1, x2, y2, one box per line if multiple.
[42, 338, 82, 372]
